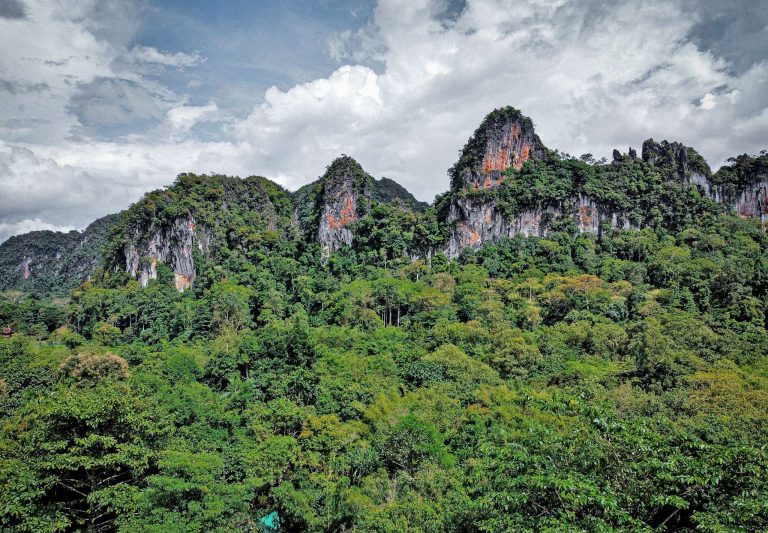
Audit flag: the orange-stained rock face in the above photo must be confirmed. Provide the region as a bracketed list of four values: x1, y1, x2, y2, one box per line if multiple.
[457, 223, 482, 247]
[324, 195, 358, 230]
[340, 196, 357, 225]
[458, 224, 481, 247]
[514, 142, 532, 171]
[175, 272, 194, 291]
[579, 206, 595, 229]
[324, 212, 340, 230]
[481, 125, 533, 175]
[459, 113, 541, 192]
[21, 258, 31, 279]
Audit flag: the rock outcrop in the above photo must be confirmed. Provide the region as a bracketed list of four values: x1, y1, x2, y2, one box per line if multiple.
[445, 107, 552, 257]
[293, 155, 424, 260]
[449, 107, 545, 192]
[444, 112, 726, 259]
[123, 216, 211, 291]
[315, 156, 374, 259]
[641, 139, 712, 186]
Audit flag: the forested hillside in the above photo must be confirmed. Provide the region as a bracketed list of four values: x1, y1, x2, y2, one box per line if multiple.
[0, 214, 119, 297]
[0, 107, 767, 532]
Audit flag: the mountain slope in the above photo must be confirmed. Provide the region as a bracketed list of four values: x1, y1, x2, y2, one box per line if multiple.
[0, 214, 119, 296]
[107, 172, 298, 291]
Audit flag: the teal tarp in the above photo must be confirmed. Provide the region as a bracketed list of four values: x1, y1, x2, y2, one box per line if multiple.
[259, 511, 280, 532]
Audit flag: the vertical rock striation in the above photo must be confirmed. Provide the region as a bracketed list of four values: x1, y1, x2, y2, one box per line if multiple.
[123, 216, 211, 291]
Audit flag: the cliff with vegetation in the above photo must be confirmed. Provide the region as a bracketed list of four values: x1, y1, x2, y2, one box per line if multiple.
[0, 214, 119, 296]
[438, 107, 764, 259]
[108, 173, 297, 291]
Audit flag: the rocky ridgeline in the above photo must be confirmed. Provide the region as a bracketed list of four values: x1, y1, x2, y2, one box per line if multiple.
[1, 106, 765, 294]
[442, 107, 767, 258]
[636, 140, 767, 223]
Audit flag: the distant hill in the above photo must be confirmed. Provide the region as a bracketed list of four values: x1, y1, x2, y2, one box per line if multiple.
[0, 214, 119, 297]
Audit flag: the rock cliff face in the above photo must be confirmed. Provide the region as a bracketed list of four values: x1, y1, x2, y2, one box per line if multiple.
[123, 216, 211, 291]
[445, 194, 636, 259]
[723, 181, 768, 222]
[710, 153, 768, 223]
[315, 156, 374, 259]
[449, 107, 546, 192]
[0, 214, 119, 296]
[446, 197, 549, 259]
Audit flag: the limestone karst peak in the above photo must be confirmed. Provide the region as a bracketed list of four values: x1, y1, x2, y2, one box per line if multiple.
[316, 155, 375, 259]
[449, 106, 546, 192]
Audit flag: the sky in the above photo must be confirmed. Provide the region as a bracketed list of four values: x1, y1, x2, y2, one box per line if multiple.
[1, 0, 767, 242]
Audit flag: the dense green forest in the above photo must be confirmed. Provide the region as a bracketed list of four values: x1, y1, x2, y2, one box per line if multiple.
[2, 207, 767, 531]
[1, 108, 767, 531]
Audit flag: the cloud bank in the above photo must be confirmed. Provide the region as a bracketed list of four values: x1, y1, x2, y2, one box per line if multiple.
[0, 0, 766, 242]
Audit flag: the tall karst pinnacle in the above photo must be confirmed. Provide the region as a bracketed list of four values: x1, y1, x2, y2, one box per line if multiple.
[444, 107, 549, 258]
[315, 155, 374, 259]
[449, 107, 546, 192]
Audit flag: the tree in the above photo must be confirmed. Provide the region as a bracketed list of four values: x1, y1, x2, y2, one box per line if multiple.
[0, 383, 169, 531]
